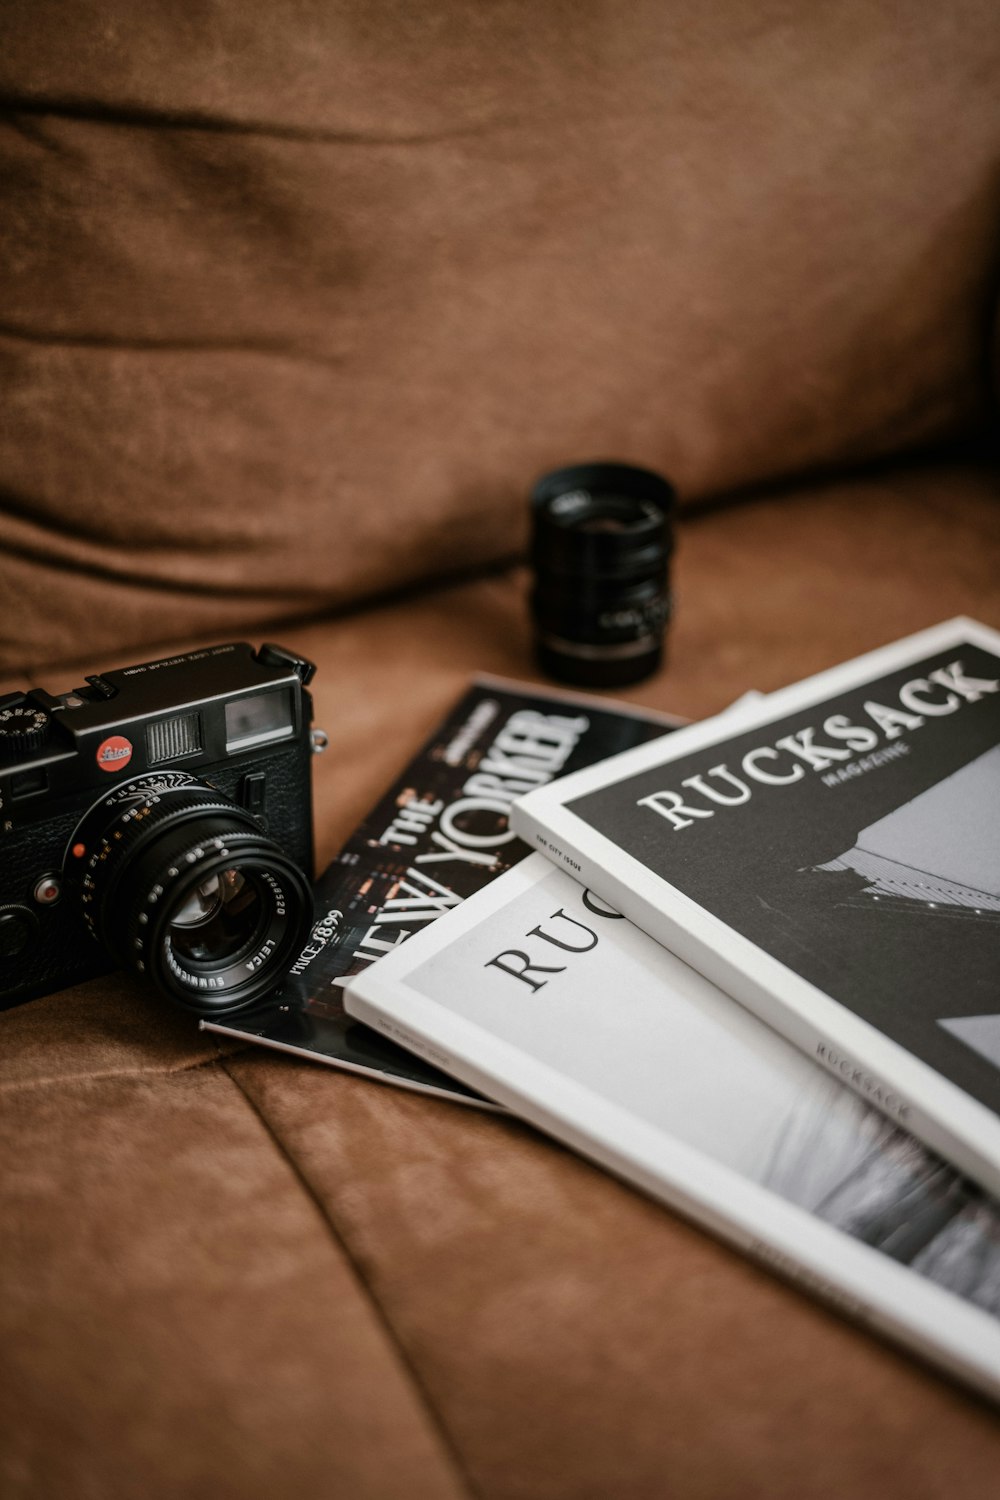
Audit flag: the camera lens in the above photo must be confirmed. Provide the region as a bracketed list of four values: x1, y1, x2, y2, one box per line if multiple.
[167, 869, 264, 967]
[68, 774, 312, 1016]
[530, 462, 676, 687]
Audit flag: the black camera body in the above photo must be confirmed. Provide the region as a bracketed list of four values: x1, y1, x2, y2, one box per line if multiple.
[0, 642, 318, 1016]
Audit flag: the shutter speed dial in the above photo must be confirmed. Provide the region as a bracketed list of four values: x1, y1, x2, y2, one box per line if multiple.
[0, 699, 52, 763]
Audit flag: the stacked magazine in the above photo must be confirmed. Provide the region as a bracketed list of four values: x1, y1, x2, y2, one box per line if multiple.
[341, 618, 1000, 1401]
[204, 675, 677, 1105]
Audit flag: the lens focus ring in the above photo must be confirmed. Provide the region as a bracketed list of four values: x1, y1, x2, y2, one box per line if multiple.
[125, 827, 268, 975]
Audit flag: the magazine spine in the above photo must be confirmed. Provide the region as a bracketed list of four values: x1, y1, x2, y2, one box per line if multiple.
[198, 1017, 503, 1110]
[346, 987, 1000, 1404]
[511, 802, 1000, 1202]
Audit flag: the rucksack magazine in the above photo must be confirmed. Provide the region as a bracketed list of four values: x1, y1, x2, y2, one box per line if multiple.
[510, 617, 1000, 1194]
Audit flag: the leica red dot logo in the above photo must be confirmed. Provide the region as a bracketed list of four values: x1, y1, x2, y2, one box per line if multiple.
[96, 735, 134, 773]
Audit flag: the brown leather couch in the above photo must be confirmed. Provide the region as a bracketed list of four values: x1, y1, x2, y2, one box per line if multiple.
[3, 5, 1000, 1494]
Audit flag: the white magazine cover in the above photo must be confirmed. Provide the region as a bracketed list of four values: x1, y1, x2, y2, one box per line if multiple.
[510, 618, 1000, 1197]
[345, 852, 1000, 1403]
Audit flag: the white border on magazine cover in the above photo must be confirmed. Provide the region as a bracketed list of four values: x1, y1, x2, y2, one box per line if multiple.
[345, 853, 1000, 1404]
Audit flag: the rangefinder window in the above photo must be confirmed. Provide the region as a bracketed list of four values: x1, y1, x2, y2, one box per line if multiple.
[225, 689, 294, 751]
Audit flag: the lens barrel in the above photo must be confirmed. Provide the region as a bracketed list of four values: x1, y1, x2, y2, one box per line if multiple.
[530, 462, 675, 687]
[69, 776, 312, 1016]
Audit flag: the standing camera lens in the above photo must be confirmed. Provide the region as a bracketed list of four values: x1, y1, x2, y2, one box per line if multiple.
[530, 461, 676, 688]
[68, 775, 312, 1016]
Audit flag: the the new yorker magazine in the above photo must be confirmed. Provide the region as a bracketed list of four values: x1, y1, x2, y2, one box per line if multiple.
[346, 852, 1000, 1403]
[511, 618, 1000, 1195]
[202, 675, 676, 1104]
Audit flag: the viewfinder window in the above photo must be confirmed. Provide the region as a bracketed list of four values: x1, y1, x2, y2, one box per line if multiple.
[225, 690, 294, 751]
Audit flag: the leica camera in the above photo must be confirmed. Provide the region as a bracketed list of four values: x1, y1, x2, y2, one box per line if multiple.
[0, 642, 322, 1017]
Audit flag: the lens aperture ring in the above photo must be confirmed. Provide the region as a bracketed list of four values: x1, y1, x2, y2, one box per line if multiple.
[535, 630, 662, 662]
[75, 788, 252, 945]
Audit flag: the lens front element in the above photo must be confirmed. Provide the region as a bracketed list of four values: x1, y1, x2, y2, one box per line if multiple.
[168, 868, 263, 966]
